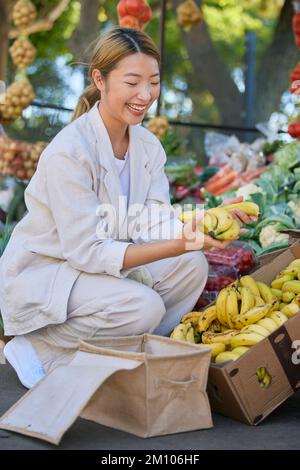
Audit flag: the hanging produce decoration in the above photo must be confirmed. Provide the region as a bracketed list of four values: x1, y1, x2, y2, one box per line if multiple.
[147, 116, 169, 140]
[0, 0, 38, 124]
[0, 0, 71, 182]
[293, 9, 300, 49]
[12, 0, 37, 29]
[117, 0, 153, 31]
[290, 63, 300, 91]
[9, 36, 37, 70]
[288, 1, 300, 139]
[0, 77, 35, 122]
[0, 134, 47, 181]
[176, 0, 203, 31]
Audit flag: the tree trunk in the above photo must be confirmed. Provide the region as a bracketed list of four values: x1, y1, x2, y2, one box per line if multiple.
[255, 0, 298, 122]
[171, 0, 244, 126]
[0, 0, 12, 81]
[67, 0, 101, 63]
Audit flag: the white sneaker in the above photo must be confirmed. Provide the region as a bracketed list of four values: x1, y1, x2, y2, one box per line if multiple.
[3, 335, 45, 389]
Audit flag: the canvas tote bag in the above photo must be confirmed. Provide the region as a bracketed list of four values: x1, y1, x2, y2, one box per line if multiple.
[0, 334, 213, 444]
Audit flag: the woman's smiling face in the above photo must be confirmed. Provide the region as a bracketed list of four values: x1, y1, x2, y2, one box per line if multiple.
[93, 52, 160, 125]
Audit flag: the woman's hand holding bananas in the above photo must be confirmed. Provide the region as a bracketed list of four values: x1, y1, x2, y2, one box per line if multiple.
[178, 198, 260, 249]
[221, 196, 259, 229]
[177, 209, 234, 251]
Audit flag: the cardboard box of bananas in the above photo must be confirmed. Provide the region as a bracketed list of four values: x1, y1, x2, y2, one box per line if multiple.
[170, 260, 300, 364]
[178, 201, 259, 241]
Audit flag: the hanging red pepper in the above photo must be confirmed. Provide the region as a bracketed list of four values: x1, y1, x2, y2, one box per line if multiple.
[288, 122, 300, 138]
[293, 13, 300, 48]
[117, 0, 153, 30]
[293, 13, 300, 32]
[290, 64, 300, 82]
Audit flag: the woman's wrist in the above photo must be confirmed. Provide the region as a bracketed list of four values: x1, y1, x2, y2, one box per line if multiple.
[169, 238, 186, 256]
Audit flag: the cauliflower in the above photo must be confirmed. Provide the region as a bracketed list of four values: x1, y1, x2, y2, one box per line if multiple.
[288, 200, 300, 226]
[236, 183, 263, 200]
[259, 224, 289, 249]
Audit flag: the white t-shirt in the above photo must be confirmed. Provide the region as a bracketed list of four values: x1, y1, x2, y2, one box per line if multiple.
[114, 149, 130, 206]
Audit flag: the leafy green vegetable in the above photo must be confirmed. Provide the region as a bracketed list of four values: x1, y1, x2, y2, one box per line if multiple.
[262, 140, 284, 156]
[0, 223, 16, 257]
[256, 214, 295, 231]
[250, 192, 265, 217]
[200, 167, 219, 184]
[258, 242, 290, 256]
[246, 239, 264, 255]
[274, 141, 300, 169]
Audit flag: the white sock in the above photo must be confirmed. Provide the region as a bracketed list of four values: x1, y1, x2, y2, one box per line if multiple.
[4, 335, 45, 389]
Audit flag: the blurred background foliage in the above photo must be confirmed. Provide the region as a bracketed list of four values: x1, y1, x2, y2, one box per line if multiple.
[1, 0, 297, 162]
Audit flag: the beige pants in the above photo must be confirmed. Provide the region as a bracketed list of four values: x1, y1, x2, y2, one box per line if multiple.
[27, 251, 208, 372]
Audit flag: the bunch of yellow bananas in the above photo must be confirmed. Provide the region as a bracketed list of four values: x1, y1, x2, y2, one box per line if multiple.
[256, 366, 272, 388]
[215, 276, 279, 330]
[170, 322, 196, 343]
[170, 260, 300, 364]
[270, 259, 300, 318]
[178, 201, 259, 242]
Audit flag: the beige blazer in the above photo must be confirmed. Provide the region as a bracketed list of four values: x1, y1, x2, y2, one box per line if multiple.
[0, 102, 182, 335]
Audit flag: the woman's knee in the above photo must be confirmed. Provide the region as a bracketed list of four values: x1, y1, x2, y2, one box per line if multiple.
[181, 251, 209, 281]
[133, 287, 166, 334]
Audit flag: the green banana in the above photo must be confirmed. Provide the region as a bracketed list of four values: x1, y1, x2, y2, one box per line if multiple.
[281, 291, 295, 303]
[271, 288, 282, 300]
[282, 280, 300, 293]
[271, 275, 295, 290]
[186, 325, 195, 343]
[256, 366, 267, 381]
[280, 302, 300, 318]
[256, 367, 271, 388]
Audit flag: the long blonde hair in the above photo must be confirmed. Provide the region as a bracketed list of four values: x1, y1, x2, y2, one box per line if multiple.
[71, 27, 160, 121]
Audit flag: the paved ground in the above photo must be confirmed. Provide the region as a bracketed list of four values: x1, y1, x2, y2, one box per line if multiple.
[0, 362, 300, 451]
